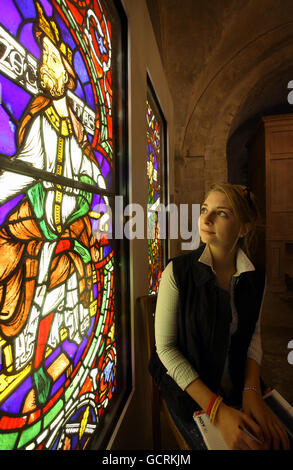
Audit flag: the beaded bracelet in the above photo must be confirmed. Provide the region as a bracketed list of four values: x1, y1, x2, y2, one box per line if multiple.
[209, 396, 223, 424]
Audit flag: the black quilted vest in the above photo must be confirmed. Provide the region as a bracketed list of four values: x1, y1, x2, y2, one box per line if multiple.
[149, 244, 265, 420]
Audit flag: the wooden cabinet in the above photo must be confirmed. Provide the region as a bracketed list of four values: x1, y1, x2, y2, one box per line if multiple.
[247, 114, 293, 292]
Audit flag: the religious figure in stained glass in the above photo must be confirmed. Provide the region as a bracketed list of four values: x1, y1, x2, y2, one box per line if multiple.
[147, 97, 164, 295]
[0, 0, 118, 450]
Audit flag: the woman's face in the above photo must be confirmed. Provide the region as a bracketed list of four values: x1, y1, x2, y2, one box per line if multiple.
[199, 191, 243, 250]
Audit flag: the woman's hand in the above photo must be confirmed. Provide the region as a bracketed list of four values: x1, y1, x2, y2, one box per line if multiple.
[242, 390, 290, 450]
[214, 402, 266, 450]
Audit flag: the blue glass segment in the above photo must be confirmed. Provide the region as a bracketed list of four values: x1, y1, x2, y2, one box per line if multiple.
[14, 0, 36, 18]
[74, 51, 90, 84]
[84, 83, 95, 110]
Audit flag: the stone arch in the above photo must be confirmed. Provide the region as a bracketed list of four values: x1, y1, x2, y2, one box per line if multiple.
[180, 20, 293, 194]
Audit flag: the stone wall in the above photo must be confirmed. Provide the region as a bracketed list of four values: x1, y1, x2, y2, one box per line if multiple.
[147, 0, 293, 253]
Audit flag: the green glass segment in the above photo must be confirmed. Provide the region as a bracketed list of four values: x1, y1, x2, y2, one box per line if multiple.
[0, 432, 19, 450]
[18, 421, 41, 448]
[43, 400, 64, 429]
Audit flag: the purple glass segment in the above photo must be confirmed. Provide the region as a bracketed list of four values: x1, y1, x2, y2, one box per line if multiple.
[74, 80, 85, 101]
[103, 245, 113, 257]
[73, 337, 87, 367]
[50, 374, 66, 397]
[92, 193, 101, 208]
[97, 197, 107, 214]
[94, 150, 103, 167]
[85, 316, 95, 338]
[62, 339, 78, 360]
[147, 142, 154, 159]
[0, 194, 24, 225]
[39, 0, 53, 17]
[0, 75, 31, 121]
[0, 107, 17, 155]
[74, 51, 90, 85]
[55, 12, 76, 50]
[19, 22, 40, 59]
[84, 83, 95, 110]
[90, 407, 97, 422]
[1, 0, 22, 36]
[0, 376, 33, 414]
[93, 283, 98, 299]
[72, 435, 79, 449]
[101, 157, 110, 178]
[105, 172, 113, 191]
[71, 408, 81, 421]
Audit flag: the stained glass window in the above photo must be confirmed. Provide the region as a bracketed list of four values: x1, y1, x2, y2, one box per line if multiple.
[0, 0, 129, 450]
[147, 79, 167, 295]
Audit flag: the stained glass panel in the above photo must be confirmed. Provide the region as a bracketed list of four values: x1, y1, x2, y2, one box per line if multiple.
[0, 0, 128, 450]
[147, 82, 167, 295]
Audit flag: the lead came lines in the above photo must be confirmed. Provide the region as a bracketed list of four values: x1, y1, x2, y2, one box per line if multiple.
[0, 26, 96, 136]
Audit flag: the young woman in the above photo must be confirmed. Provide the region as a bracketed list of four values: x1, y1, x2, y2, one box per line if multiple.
[150, 183, 290, 450]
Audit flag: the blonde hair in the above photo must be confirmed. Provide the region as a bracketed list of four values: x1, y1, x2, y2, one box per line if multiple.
[204, 183, 262, 260]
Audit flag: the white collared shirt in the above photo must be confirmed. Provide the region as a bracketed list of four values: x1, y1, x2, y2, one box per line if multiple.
[155, 245, 264, 393]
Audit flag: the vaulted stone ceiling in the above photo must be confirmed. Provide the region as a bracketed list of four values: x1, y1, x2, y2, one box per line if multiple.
[147, 0, 293, 206]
